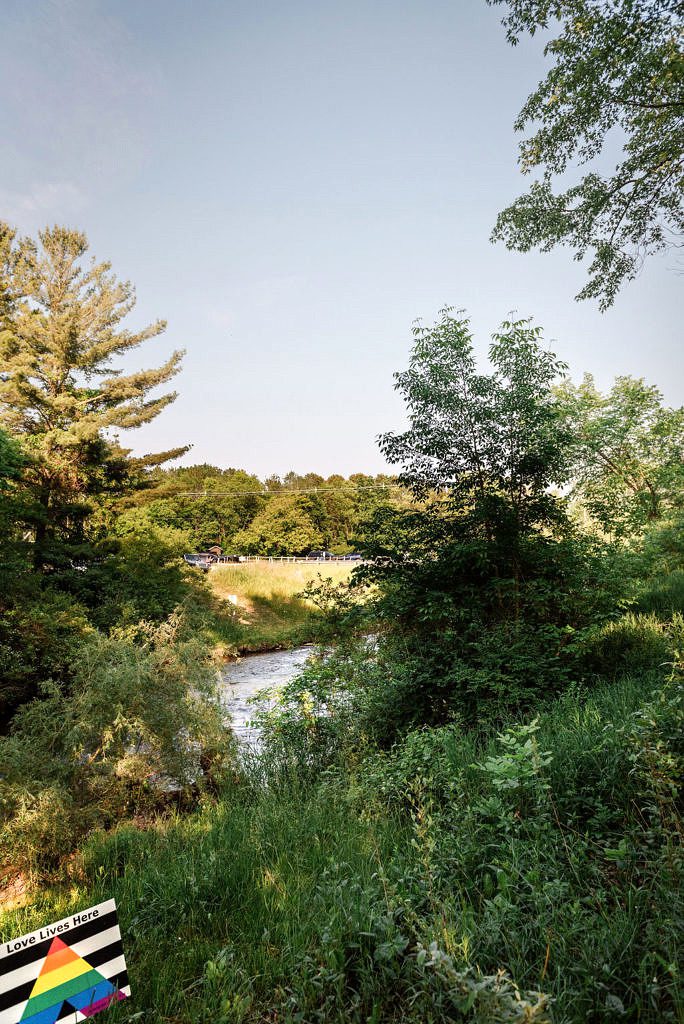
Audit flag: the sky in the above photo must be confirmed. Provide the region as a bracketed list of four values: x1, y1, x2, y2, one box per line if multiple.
[1, 0, 681, 478]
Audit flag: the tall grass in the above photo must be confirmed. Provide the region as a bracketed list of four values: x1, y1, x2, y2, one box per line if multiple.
[208, 562, 354, 652]
[0, 774, 551, 1023]
[2, 671, 680, 1023]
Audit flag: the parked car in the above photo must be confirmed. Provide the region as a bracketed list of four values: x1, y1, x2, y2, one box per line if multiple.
[183, 552, 215, 571]
[304, 550, 336, 560]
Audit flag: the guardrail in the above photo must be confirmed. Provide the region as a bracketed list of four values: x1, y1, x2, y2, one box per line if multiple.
[184, 554, 365, 568]
[224, 555, 363, 564]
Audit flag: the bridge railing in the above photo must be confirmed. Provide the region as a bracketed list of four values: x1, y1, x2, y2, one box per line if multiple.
[224, 555, 362, 564]
[184, 553, 365, 567]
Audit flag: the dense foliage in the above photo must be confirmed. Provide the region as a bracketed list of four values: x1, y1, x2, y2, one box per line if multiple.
[557, 373, 684, 537]
[489, 0, 684, 307]
[133, 465, 400, 555]
[0, 228, 229, 868]
[0, 226, 682, 1021]
[341, 313, 622, 734]
[1, 614, 226, 878]
[4, 665, 681, 1021]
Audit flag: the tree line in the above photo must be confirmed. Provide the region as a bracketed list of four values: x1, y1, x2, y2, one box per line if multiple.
[135, 466, 402, 556]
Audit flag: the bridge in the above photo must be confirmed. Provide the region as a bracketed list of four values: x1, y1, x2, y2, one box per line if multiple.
[183, 552, 362, 568]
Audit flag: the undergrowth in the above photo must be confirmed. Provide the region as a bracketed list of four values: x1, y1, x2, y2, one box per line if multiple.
[2, 671, 681, 1023]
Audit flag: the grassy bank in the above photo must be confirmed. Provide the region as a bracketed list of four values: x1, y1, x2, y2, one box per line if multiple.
[207, 562, 354, 652]
[2, 670, 681, 1023]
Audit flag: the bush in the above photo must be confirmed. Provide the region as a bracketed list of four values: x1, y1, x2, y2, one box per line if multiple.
[56, 516, 197, 630]
[354, 510, 622, 736]
[0, 587, 92, 726]
[581, 612, 683, 678]
[0, 611, 230, 877]
[349, 673, 683, 1022]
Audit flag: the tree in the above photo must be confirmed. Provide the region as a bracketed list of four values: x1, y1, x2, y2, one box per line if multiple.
[0, 428, 24, 508]
[0, 426, 93, 722]
[0, 224, 187, 566]
[0, 428, 26, 580]
[356, 310, 615, 735]
[379, 309, 571, 527]
[136, 465, 267, 549]
[232, 494, 323, 555]
[557, 373, 684, 536]
[489, 0, 684, 308]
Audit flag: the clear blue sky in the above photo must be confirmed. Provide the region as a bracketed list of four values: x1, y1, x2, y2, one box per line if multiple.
[2, 0, 681, 477]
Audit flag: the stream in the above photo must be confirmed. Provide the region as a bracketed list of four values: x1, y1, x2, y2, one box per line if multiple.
[218, 645, 314, 747]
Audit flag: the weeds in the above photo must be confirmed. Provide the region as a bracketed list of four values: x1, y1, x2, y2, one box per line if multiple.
[2, 672, 681, 1022]
[208, 562, 354, 652]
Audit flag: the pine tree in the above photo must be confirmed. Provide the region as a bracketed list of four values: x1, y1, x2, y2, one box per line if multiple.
[0, 224, 188, 566]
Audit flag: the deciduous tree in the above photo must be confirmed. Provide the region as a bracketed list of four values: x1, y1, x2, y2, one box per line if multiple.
[489, 0, 684, 308]
[358, 310, 615, 732]
[379, 309, 571, 527]
[557, 373, 684, 536]
[232, 494, 323, 555]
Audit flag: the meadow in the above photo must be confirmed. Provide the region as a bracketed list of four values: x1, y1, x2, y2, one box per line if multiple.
[208, 561, 354, 652]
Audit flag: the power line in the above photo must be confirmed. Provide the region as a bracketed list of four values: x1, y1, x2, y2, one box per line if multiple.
[167, 483, 403, 498]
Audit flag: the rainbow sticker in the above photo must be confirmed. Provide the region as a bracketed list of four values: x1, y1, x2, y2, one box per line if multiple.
[0, 900, 129, 1024]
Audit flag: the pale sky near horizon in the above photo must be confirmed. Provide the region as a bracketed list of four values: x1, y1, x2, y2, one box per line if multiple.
[1, 0, 681, 478]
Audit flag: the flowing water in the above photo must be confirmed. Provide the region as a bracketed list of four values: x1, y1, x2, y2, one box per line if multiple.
[218, 645, 314, 746]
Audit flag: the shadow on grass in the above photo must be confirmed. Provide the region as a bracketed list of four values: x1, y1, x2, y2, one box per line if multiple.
[205, 590, 323, 654]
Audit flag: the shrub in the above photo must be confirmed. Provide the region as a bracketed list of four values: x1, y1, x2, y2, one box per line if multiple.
[348, 673, 683, 1021]
[0, 611, 230, 877]
[56, 515, 197, 630]
[581, 612, 683, 678]
[352, 508, 622, 736]
[0, 588, 92, 726]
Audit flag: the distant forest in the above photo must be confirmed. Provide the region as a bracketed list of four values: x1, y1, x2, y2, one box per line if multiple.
[135, 466, 403, 555]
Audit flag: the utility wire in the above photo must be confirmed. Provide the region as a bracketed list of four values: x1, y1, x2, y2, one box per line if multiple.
[164, 483, 404, 498]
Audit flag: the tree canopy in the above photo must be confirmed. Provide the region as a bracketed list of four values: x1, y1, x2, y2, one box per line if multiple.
[357, 310, 615, 731]
[489, 0, 684, 308]
[557, 372, 684, 536]
[379, 309, 571, 528]
[232, 494, 324, 555]
[0, 224, 187, 565]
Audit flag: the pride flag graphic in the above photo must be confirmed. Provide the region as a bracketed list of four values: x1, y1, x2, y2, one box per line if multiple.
[19, 935, 125, 1023]
[0, 900, 130, 1024]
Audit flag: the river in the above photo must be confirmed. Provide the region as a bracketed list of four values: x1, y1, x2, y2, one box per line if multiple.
[218, 645, 314, 746]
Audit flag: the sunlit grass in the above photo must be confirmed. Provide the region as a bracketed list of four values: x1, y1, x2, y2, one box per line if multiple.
[211, 561, 353, 601]
[3, 671, 678, 1023]
[207, 561, 354, 652]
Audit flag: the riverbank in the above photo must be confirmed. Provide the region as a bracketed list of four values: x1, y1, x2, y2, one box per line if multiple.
[1, 669, 678, 1023]
[207, 561, 354, 653]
